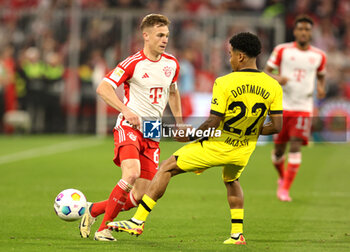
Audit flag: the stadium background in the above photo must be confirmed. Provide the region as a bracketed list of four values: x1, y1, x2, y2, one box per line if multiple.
[0, 0, 349, 137]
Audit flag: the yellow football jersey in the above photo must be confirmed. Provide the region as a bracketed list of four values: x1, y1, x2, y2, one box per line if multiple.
[174, 69, 283, 174]
[210, 69, 283, 149]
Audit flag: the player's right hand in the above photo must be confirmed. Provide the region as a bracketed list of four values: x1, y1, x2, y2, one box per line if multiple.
[122, 108, 141, 128]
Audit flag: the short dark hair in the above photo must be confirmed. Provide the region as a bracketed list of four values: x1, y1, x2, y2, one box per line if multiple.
[294, 15, 314, 27]
[140, 14, 170, 31]
[229, 32, 261, 58]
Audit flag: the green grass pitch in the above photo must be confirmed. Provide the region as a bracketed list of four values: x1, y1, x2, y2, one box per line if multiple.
[0, 135, 349, 251]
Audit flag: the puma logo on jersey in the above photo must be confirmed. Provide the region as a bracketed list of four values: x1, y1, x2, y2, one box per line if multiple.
[142, 73, 149, 78]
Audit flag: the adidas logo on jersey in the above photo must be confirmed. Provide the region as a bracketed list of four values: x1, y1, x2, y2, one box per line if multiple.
[142, 73, 149, 79]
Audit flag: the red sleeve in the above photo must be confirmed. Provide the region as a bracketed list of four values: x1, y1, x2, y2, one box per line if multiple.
[104, 52, 143, 87]
[317, 52, 327, 74]
[104, 63, 133, 88]
[274, 46, 284, 67]
[172, 58, 180, 84]
[267, 45, 285, 69]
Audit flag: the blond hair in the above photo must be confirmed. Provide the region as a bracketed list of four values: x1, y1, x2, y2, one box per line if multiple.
[140, 14, 170, 31]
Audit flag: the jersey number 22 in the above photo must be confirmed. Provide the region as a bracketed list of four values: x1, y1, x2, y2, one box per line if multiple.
[223, 101, 267, 136]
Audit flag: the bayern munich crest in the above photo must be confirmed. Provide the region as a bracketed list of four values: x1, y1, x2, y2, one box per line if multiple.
[163, 66, 172, 77]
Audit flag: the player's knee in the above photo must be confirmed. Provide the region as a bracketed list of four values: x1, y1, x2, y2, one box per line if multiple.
[123, 172, 140, 184]
[159, 158, 184, 178]
[273, 147, 285, 158]
[289, 144, 302, 152]
[158, 156, 177, 172]
[121, 161, 141, 183]
[272, 150, 285, 164]
[274, 150, 284, 158]
[157, 166, 172, 179]
[290, 138, 303, 152]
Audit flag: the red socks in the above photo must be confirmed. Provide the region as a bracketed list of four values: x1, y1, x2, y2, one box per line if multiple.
[122, 192, 139, 211]
[90, 192, 139, 218]
[97, 179, 132, 231]
[282, 152, 301, 190]
[90, 200, 107, 218]
[273, 151, 302, 191]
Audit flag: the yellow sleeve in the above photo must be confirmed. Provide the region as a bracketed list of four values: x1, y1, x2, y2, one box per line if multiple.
[210, 79, 226, 116]
[269, 84, 283, 114]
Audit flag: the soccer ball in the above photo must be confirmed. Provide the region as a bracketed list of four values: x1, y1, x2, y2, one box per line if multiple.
[54, 189, 87, 221]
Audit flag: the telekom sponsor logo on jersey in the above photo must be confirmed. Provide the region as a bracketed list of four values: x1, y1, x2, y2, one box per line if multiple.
[150, 87, 163, 104]
[293, 68, 306, 82]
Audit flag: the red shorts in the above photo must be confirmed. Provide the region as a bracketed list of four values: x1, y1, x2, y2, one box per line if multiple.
[274, 111, 312, 146]
[113, 126, 160, 180]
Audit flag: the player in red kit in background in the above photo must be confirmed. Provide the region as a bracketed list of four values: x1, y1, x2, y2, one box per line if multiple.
[79, 14, 183, 241]
[265, 15, 327, 202]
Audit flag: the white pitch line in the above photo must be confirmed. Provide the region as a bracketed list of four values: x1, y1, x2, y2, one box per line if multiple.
[0, 137, 104, 166]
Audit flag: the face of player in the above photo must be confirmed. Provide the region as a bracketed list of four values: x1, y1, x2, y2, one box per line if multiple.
[294, 22, 312, 47]
[143, 25, 169, 59]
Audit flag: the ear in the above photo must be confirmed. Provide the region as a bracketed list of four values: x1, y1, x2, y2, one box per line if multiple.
[143, 31, 149, 41]
[293, 28, 297, 37]
[238, 52, 245, 62]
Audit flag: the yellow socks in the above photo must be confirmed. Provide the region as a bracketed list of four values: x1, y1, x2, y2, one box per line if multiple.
[133, 194, 156, 223]
[230, 209, 244, 234]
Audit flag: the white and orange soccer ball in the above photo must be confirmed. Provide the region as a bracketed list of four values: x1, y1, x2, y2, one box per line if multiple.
[54, 189, 87, 221]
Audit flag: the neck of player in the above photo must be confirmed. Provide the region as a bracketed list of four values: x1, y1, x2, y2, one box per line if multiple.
[143, 47, 162, 61]
[296, 41, 309, 51]
[239, 58, 257, 71]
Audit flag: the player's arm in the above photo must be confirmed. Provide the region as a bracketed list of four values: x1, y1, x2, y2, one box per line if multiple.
[175, 112, 222, 142]
[96, 80, 140, 126]
[194, 112, 222, 132]
[316, 73, 326, 99]
[187, 78, 225, 140]
[264, 65, 289, 86]
[168, 83, 183, 125]
[175, 78, 224, 142]
[259, 113, 282, 135]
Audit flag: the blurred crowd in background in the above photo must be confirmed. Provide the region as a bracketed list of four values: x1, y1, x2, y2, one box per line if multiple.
[0, 0, 350, 135]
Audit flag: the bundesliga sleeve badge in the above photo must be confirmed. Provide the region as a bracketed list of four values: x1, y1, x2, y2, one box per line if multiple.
[111, 67, 125, 82]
